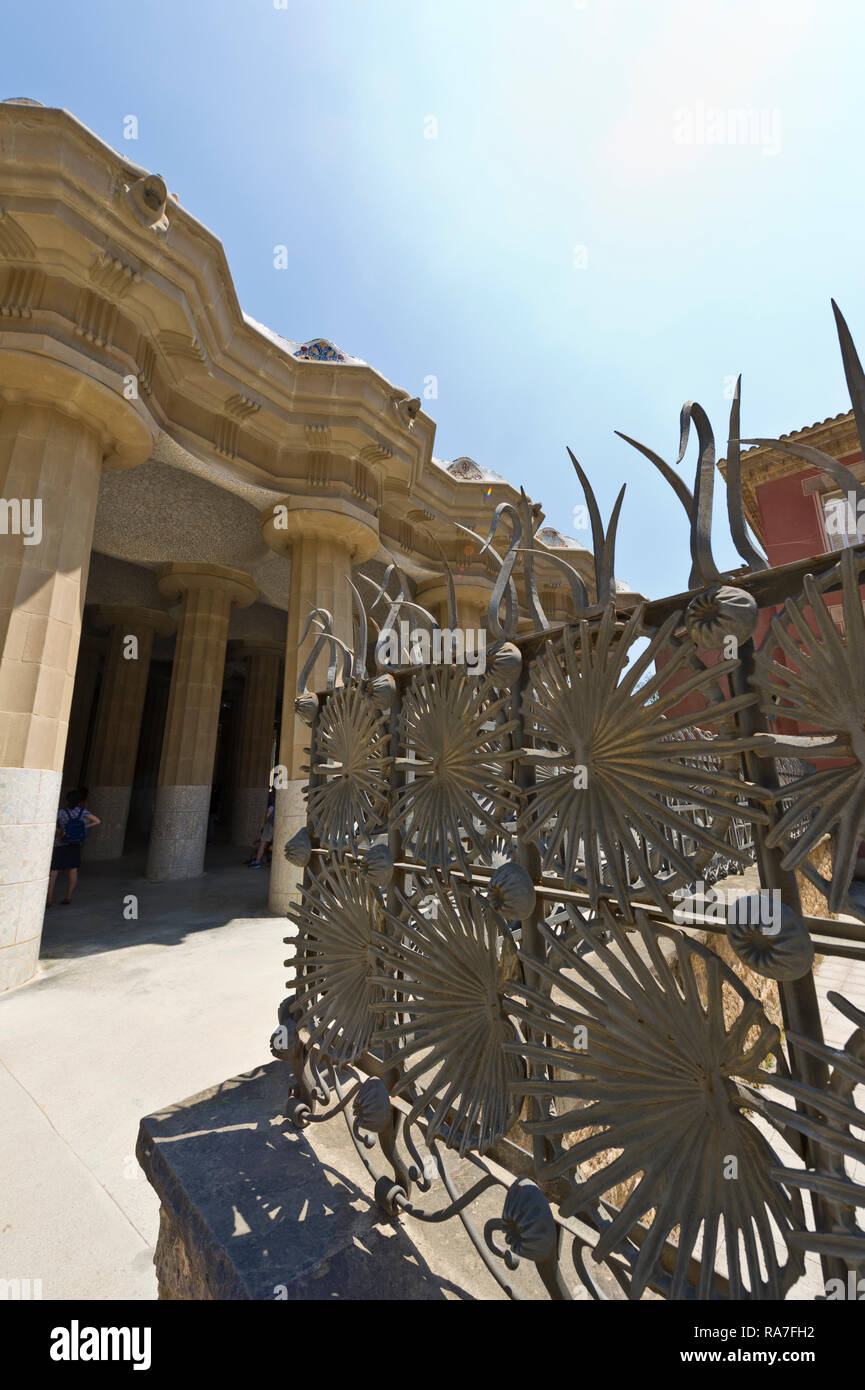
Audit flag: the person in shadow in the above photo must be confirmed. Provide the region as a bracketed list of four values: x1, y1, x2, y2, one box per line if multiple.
[47, 787, 101, 907]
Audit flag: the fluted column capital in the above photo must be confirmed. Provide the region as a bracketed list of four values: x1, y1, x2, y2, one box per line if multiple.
[157, 563, 258, 610]
[0, 344, 153, 471]
[228, 639, 283, 661]
[260, 496, 379, 564]
[415, 576, 493, 621]
[91, 605, 176, 639]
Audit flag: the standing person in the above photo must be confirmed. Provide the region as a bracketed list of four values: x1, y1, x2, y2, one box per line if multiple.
[47, 788, 101, 907]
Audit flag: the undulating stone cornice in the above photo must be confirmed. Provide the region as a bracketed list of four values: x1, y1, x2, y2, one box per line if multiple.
[0, 102, 433, 492]
[0, 100, 622, 602]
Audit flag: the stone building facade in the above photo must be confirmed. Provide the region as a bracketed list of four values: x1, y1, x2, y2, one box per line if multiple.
[0, 101, 603, 991]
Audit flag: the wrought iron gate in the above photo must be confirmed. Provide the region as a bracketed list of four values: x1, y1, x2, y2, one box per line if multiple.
[270, 305, 865, 1300]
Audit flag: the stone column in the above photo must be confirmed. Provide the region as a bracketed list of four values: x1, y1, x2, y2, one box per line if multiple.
[85, 606, 175, 860]
[146, 564, 257, 881]
[0, 349, 152, 989]
[62, 632, 105, 787]
[261, 498, 379, 914]
[129, 668, 170, 837]
[230, 641, 282, 847]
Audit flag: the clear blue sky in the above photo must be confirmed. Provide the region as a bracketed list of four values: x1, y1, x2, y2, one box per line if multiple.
[5, 0, 864, 600]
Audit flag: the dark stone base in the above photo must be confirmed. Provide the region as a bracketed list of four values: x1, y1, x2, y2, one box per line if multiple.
[137, 1062, 516, 1300]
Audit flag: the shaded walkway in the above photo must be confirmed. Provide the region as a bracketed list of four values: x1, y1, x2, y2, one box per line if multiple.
[39, 845, 274, 963]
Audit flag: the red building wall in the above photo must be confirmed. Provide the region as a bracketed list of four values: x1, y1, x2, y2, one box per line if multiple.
[656, 448, 864, 740]
[756, 467, 827, 569]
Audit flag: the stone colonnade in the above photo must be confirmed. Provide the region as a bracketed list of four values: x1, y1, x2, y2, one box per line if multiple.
[0, 378, 498, 988]
[57, 595, 285, 870]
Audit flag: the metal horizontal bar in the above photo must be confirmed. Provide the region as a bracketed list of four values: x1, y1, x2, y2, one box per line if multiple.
[642, 541, 865, 627]
[304, 847, 865, 943]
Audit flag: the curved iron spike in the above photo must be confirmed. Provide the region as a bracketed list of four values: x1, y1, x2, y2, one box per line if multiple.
[358, 558, 409, 661]
[567, 448, 628, 605]
[297, 609, 332, 694]
[678, 401, 722, 588]
[519, 488, 550, 631]
[308, 616, 352, 691]
[297, 607, 352, 692]
[397, 599, 441, 627]
[358, 578, 440, 633]
[374, 595, 403, 664]
[373, 599, 442, 671]
[381, 548, 413, 605]
[422, 507, 521, 633]
[725, 377, 768, 572]
[482, 501, 525, 640]
[566, 448, 606, 574]
[347, 578, 368, 680]
[615, 430, 695, 519]
[357, 548, 414, 613]
[597, 482, 626, 604]
[425, 507, 505, 571]
[420, 506, 491, 558]
[832, 299, 865, 458]
[296, 604, 329, 653]
[480, 499, 521, 557]
[355, 566, 397, 611]
[514, 548, 589, 614]
[676, 402, 694, 465]
[322, 626, 353, 691]
[334, 636, 354, 689]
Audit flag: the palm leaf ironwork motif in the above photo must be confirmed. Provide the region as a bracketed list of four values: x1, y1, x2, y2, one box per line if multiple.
[754, 547, 865, 914]
[506, 909, 806, 1300]
[767, 991, 865, 1273]
[307, 682, 391, 849]
[519, 601, 767, 914]
[372, 879, 525, 1156]
[289, 863, 385, 1065]
[393, 666, 520, 873]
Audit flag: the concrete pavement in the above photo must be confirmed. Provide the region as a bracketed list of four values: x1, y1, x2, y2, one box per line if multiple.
[0, 847, 286, 1299]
